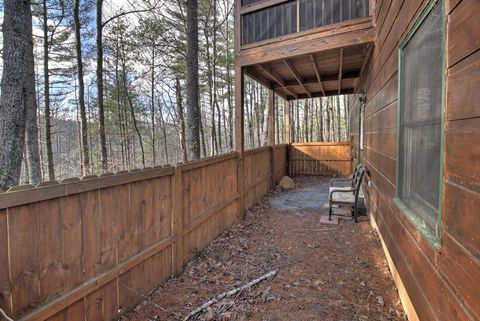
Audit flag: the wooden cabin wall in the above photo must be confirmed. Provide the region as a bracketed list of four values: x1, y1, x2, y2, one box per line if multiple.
[350, 0, 480, 320]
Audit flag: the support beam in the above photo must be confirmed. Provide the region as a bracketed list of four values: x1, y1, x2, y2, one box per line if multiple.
[310, 54, 326, 97]
[292, 88, 355, 100]
[271, 72, 359, 90]
[284, 59, 312, 98]
[234, 66, 245, 219]
[268, 90, 276, 188]
[257, 64, 298, 99]
[338, 48, 344, 95]
[285, 100, 291, 144]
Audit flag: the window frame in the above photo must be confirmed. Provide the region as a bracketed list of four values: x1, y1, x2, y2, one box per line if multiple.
[394, 0, 446, 250]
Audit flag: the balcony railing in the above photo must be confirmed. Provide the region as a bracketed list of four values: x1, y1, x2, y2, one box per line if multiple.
[241, 0, 370, 46]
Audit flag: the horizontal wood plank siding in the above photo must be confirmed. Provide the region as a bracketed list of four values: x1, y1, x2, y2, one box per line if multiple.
[350, 0, 480, 320]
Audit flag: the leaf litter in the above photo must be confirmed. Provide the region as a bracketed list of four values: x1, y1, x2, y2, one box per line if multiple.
[121, 177, 408, 321]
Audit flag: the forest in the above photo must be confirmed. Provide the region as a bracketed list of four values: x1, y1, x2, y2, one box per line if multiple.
[0, 0, 350, 189]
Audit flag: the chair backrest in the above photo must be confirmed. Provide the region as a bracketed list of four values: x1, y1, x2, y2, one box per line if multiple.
[354, 166, 366, 200]
[351, 164, 364, 187]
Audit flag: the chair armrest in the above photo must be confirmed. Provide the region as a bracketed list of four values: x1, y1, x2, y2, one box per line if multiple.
[329, 189, 355, 197]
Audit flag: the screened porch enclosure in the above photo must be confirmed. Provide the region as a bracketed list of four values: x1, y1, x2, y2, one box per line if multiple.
[241, 0, 370, 45]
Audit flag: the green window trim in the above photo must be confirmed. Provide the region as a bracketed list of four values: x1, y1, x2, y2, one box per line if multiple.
[395, 0, 446, 250]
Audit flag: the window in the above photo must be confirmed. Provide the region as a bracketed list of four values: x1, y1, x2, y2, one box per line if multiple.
[397, 0, 444, 242]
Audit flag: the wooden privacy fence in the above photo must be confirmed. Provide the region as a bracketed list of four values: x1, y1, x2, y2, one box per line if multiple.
[289, 142, 353, 176]
[0, 145, 287, 321]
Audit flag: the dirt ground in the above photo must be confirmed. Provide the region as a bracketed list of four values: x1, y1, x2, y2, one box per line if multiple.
[122, 177, 407, 321]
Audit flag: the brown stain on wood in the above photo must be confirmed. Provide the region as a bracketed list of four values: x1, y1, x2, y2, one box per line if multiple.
[0, 146, 291, 321]
[350, 0, 480, 319]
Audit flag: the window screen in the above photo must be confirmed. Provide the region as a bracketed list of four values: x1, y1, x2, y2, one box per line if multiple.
[241, 0, 369, 45]
[242, 1, 297, 45]
[398, 1, 443, 234]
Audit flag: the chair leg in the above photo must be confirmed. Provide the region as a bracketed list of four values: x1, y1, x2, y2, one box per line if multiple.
[329, 201, 332, 221]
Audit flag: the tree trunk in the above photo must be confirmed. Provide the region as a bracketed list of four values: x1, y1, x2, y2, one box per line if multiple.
[295, 101, 300, 142]
[150, 45, 156, 166]
[96, 0, 108, 170]
[186, 0, 201, 160]
[304, 99, 309, 142]
[326, 98, 331, 142]
[336, 95, 342, 141]
[343, 95, 349, 140]
[74, 0, 91, 176]
[176, 77, 188, 163]
[226, 32, 233, 150]
[41, 0, 55, 181]
[262, 94, 269, 146]
[122, 59, 145, 168]
[25, 1, 42, 185]
[319, 98, 324, 142]
[0, 0, 30, 189]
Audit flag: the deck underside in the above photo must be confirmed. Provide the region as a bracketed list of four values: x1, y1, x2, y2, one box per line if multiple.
[237, 19, 375, 100]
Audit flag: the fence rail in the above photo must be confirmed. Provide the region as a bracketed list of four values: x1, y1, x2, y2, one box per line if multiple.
[0, 145, 288, 321]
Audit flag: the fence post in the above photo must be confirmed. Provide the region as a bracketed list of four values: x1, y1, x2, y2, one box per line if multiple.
[172, 165, 184, 275]
[268, 90, 276, 188]
[235, 66, 246, 220]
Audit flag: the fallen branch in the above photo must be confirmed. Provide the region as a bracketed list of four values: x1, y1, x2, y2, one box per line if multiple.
[0, 308, 14, 321]
[183, 270, 278, 321]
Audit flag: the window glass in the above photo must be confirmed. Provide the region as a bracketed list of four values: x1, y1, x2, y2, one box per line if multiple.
[398, 1, 443, 234]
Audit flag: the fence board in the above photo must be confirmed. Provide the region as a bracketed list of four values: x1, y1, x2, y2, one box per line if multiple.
[9, 204, 40, 317]
[289, 143, 353, 176]
[0, 147, 291, 321]
[37, 199, 64, 303]
[181, 156, 238, 262]
[274, 145, 288, 183]
[85, 281, 117, 321]
[0, 209, 11, 317]
[60, 196, 84, 292]
[244, 148, 271, 209]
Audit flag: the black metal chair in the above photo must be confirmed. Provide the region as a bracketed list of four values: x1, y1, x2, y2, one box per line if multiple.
[328, 165, 366, 223]
[330, 163, 363, 188]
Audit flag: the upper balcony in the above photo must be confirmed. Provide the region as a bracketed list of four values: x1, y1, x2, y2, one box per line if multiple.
[235, 0, 376, 99]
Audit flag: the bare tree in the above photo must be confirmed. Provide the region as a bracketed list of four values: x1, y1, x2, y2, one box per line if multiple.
[25, 1, 42, 185]
[74, 0, 91, 175]
[186, 0, 201, 160]
[0, 0, 32, 189]
[96, 0, 109, 171]
[42, 0, 55, 180]
[176, 77, 188, 162]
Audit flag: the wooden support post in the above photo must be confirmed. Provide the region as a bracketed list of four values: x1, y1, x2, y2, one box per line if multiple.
[172, 165, 184, 275]
[234, 0, 241, 53]
[268, 90, 276, 188]
[235, 65, 245, 219]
